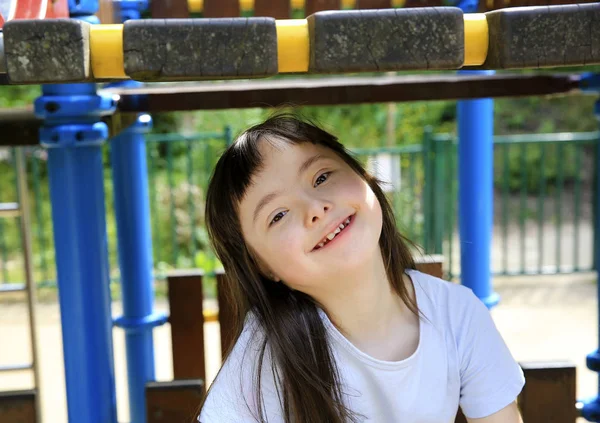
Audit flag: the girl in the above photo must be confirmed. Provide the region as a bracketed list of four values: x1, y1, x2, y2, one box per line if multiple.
[198, 113, 524, 423]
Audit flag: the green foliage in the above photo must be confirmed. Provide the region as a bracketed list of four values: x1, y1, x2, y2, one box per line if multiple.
[494, 143, 581, 193]
[0, 86, 40, 107]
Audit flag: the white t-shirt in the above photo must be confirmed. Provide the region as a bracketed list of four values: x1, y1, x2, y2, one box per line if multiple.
[199, 269, 525, 422]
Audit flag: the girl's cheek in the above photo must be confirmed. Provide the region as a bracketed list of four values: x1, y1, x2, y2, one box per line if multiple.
[278, 229, 301, 255]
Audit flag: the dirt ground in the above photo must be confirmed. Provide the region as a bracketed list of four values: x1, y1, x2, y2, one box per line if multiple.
[0, 272, 598, 423]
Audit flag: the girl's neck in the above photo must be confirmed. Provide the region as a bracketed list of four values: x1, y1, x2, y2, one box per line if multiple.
[313, 252, 413, 351]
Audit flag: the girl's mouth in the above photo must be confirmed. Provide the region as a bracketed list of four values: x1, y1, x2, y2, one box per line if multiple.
[312, 213, 355, 252]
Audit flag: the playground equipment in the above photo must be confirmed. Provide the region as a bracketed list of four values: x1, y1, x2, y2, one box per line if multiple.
[0, 0, 598, 422]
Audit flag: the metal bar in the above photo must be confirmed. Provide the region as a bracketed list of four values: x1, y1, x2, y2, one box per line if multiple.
[32, 155, 48, 284]
[0, 202, 20, 217]
[0, 363, 33, 372]
[0, 283, 25, 293]
[351, 144, 424, 155]
[41, 82, 118, 423]
[574, 145, 582, 272]
[581, 97, 600, 422]
[0, 219, 7, 284]
[538, 144, 546, 273]
[107, 74, 582, 113]
[502, 144, 509, 275]
[167, 143, 178, 265]
[494, 131, 600, 144]
[457, 69, 499, 308]
[14, 147, 42, 423]
[187, 140, 196, 263]
[148, 147, 160, 265]
[408, 155, 416, 242]
[556, 143, 565, 272]
[422, 128, 433, 252]
[110, 111, 163, 423]
[520, 143, 527, 274]
[434, 140, 445, 254]
[447, 143, 456, 279]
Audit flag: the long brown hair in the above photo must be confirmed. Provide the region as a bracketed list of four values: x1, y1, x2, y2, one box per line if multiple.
[201, 112, 419, 422]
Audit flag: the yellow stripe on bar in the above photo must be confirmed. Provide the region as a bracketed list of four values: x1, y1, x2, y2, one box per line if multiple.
[276, 19, 309, 73]
[463, 14, 488, 66]
[90, 24, 126, 79]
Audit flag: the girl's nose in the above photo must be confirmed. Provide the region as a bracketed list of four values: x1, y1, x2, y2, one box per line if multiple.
[306, 200, 331, 226]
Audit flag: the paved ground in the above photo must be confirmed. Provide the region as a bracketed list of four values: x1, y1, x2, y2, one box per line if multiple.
[0, 272, 598, 423]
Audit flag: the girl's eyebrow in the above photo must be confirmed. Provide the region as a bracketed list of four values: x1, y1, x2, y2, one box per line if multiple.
[252, 153, 327, 225]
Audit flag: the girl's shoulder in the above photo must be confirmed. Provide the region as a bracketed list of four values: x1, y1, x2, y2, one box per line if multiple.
[405, 268, 494, 343]
[406, 268, 481, 314]
[199, 311, 280, 422]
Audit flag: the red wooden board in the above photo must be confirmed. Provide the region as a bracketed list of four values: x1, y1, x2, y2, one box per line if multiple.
[0, 0, 69, 28]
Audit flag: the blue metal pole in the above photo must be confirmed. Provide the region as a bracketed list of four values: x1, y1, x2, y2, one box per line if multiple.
[111, 110, 167, 423]
[37, 85, 118, 422]
[109, 3, 167, 423]
[456, 71, 499, 308]
[454, 0, 499, 308]
[34, 1, 119, 422]
[581, 73, 600, 420]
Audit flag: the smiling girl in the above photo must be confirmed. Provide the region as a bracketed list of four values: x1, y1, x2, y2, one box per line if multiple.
[197, 114, 525, 423]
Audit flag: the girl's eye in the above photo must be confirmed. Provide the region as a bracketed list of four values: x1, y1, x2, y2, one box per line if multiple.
[268, 172, 332, 227]
[269, 210, 287, 226]
[315, 171, 331, 186]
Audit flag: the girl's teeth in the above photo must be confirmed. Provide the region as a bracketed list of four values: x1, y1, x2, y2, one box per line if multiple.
[326, 233, 335, 241]
[339, 224, 344, 230]
[345, 218, 351, 224]
[318, 242, 324, 248]
[334, 227, 341, 235]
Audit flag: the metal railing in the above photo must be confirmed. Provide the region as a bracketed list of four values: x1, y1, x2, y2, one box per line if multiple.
[426, 131, 598, 279]
[0, 128, 597, 289]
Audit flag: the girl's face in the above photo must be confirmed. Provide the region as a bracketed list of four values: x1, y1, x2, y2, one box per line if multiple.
[238, 139, 383, 295]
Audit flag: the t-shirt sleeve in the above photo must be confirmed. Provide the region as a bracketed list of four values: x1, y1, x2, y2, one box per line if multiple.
[456, 288, 525, 419]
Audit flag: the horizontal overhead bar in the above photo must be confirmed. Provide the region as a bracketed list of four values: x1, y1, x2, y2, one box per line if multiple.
[106, 73, 582, 113]
[0, 73, 583, 147]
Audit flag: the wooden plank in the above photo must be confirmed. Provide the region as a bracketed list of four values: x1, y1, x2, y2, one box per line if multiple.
[454, 409, 467, 423]
[150, 0, 190, 18]
[414, 255, 444, 279]
[146, 380, 205, 423]
[0, 389, 37, 423]
[203, 0, 240, 17]
[305, 0, 341, 15]
[111, 73, 581, 113]
[356, 0, 392, 8]
[255, 0, 291, 18]
[167, 270, 206, 381]
[404, 0, 442, 7]
[96, 0, 116, 23]
[518, 361, 577, 423]
[216, 271, 236, 358]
